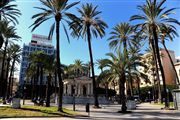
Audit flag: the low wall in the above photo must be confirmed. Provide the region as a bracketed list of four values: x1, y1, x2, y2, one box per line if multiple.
[63, 96, 110, 104]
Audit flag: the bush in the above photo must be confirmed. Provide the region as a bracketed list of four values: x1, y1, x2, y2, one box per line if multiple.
[134, 85, 178, 102]
[96, 87, 116, 97]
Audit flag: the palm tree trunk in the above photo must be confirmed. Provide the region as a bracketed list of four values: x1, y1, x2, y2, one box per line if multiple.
[123, 40, 133, 98]
[7, 58, 15, 99]
[118, 78, 121, 104]
[10, 71, 15, 97]
[39, 65, 43, 104]
[120, 74, 127, 112]
[162, 41, 180, 84]
[54, 69, 57, 97]
[55, 17, 63, 112]
[3, 57, 10, 104]
[87, 25, 99, 108]
[113, 80, 116, 91]
[152, 25, 168, 108]
[35, 65, 40, 102]
[150, 38, 162, 102]
[31, 76, 34, 100]
[105, 83, 108, 100]
[0, 34, 3, 49]
[46, 74, 51, 107]
[137, 79, 141, 100]
[0, 40, 8, 97]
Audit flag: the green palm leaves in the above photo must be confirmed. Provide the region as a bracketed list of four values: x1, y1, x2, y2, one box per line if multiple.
[70, 3, 108, 39]
[108, 22, 134, 51]
[0, 0, 21, 25]
[30, 0, 79, 41]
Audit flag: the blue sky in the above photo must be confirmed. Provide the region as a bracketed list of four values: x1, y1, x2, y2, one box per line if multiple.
[15, 0, 180, 75]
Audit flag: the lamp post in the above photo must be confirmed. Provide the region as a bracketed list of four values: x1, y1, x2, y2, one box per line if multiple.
[148, 91, 151, 103]
[23, 82, 26, 105]
[73, 79, 76, 111]
[166, 88, 169, 107]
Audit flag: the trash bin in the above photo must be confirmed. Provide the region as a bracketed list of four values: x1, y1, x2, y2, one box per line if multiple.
[172, 89, 180, 110]
[12, 98, 21, 109]
[127, 100, 136, 110]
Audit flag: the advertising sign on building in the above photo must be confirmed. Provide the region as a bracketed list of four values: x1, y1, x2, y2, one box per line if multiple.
[31, 34, 52, 46]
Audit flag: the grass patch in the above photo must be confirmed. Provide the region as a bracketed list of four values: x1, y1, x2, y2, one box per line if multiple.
[0, 105, 81, 117]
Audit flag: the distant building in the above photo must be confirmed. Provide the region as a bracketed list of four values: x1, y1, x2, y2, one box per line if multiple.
[19, 34, 55, 86]
[140, 49, 177, 87]
[175, 62, 180, 85]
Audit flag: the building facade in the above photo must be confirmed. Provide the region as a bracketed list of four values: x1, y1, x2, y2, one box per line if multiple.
[140, 49, 177, 87]
[19, 34, 55, 86]
[175, 62, 180, 85]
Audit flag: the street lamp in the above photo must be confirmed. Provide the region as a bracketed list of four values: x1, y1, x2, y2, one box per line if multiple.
[73, 79, 76, 111]
[23, 81, 26, 105]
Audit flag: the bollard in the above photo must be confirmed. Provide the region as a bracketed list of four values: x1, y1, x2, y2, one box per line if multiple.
[86, 103, 90, 116]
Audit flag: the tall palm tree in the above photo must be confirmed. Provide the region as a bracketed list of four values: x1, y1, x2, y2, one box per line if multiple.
[108, 23, 134, 97]
[43, 54, 55, 107]
[30, 0, 79, 111]
[130, 0, 180, 108]
[159, 25, 180, 84]
[8, 44, 21, 99]
[0, 0, 21, 49]
[0, 21, 20, 97]
[70, 3, 108, 108]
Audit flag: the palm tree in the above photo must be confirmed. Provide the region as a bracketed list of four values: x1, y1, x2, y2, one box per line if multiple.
[108, 22, 134, 52]
[0, 0, 21, 49]
[28, 51, 46, 104]
[103, 50, 145, 112]
[130, 0, 180, 108]
[96, 59, 106, 72]
[0, 0, 21, 24]
[71, 59, 84, 77]
[108, 23, 134, 97]
[25, 62, 37, 101]
[103, 51, 128, 112]
[159, 25, 180, 84]
[0, 21, 20, 97]
[70, 3, 108, 108]
[6, 44, 21, 100]
[97, 69, 113, 100]
[43, 54, 55, 107]
[30, 0, 79, 111]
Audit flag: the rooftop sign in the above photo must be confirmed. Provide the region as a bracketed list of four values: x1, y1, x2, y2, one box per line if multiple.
[31, 34, 52, 46]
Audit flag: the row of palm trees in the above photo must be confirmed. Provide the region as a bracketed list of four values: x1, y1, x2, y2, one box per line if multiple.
[0, 0, 179, 113]
[30, 0, 108, 111]
[0, 0, 21, 103]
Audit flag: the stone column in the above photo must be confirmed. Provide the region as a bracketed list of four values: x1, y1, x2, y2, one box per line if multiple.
[78, 84, 81, 95]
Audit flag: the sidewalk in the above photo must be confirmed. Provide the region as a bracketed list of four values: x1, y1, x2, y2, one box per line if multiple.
[1, 103, 180, 120]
